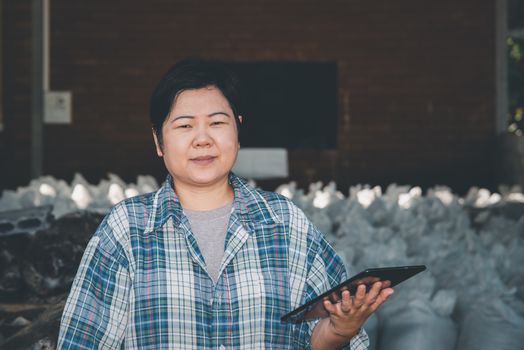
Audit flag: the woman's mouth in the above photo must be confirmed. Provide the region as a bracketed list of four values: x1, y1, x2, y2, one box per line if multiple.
[191, 156, 216, 165]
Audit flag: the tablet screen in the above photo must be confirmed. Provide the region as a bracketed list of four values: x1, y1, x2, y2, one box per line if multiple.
[280, 265, 426, 323]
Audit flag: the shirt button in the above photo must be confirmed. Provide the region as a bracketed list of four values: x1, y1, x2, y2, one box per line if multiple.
[220, 345, 225, 350]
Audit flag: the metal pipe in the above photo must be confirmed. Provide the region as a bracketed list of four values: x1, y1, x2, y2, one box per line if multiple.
[31, 0, 45, 178]
[43, 0, 50, 91]
[495, 0, 508, 135]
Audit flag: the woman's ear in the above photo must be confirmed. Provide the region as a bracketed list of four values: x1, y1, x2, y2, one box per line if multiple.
[152, 129, 164, 157]
[237, 116, 242, 149]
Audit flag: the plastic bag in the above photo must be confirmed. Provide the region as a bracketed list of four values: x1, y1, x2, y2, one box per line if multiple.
[456, 299, 524, 350]
[364, 313, 379, 350]
[377, 299, 457, 350]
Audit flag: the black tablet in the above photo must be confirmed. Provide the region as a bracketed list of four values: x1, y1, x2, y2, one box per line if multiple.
[281, 265, 426, 323]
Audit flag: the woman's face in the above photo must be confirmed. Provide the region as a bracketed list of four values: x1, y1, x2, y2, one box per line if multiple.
[153, 85, 240, 189]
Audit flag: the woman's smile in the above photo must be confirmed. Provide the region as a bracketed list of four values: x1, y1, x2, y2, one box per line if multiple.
[191, 155, 217, 166]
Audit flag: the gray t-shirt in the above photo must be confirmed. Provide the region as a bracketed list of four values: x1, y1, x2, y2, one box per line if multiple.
[183, 202, 233, 284]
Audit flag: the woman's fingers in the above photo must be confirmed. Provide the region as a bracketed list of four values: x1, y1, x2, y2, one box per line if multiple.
[369, 288, 394, 312]
[324, 290, 352, 314]
[323, 283, 395, 316]
[362, 281, 382, 306]
[347, 282, 391, 313]
[352, 284, 367, 308]
[340, 290, 352, 312]
[323, 297, 339, 314]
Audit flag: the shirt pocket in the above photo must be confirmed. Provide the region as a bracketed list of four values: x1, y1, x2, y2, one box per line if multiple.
[229, 254, 291, 315]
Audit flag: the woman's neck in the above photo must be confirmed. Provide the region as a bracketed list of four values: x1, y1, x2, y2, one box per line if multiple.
[172, 176, 234, 211]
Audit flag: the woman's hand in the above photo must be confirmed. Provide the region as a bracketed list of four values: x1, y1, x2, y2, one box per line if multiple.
[311, 281, 394, 349]
[323, 281, 394, 338]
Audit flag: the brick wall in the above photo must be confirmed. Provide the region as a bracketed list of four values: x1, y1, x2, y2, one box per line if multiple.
[1, 0, 496, 195]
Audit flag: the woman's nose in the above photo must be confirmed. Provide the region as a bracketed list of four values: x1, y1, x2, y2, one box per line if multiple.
[192, 126, 212, 147]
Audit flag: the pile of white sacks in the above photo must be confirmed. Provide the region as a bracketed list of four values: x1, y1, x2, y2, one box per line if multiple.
[276, 181, 524, 350]
[1, 173, 523, 349]
[0, 173, 159, 218]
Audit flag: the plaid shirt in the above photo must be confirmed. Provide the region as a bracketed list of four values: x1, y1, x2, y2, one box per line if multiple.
[57, 172, 369, 349]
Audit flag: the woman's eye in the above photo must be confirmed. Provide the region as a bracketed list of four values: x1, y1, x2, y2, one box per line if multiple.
[212, 121, 225, 126]
[177, 124, 191, 129]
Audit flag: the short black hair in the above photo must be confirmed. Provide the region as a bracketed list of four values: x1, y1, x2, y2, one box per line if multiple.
[149, 58, 242, 148]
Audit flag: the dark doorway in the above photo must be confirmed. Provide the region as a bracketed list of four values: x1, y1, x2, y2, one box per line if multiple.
[226, 61, 338, 149]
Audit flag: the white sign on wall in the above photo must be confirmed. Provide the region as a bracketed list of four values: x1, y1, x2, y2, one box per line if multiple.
[44, 91, 72, 124]
[233, 148, 289, 179]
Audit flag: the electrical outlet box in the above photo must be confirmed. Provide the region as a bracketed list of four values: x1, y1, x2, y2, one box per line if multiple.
[44, 91, 72, 124]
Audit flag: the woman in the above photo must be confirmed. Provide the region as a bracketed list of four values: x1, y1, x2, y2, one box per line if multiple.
[57, 58, 393, 349]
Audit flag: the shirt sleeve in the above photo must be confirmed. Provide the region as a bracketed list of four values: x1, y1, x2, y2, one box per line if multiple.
[57, 205, 131, 350]
[294, 220, 369, 350]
